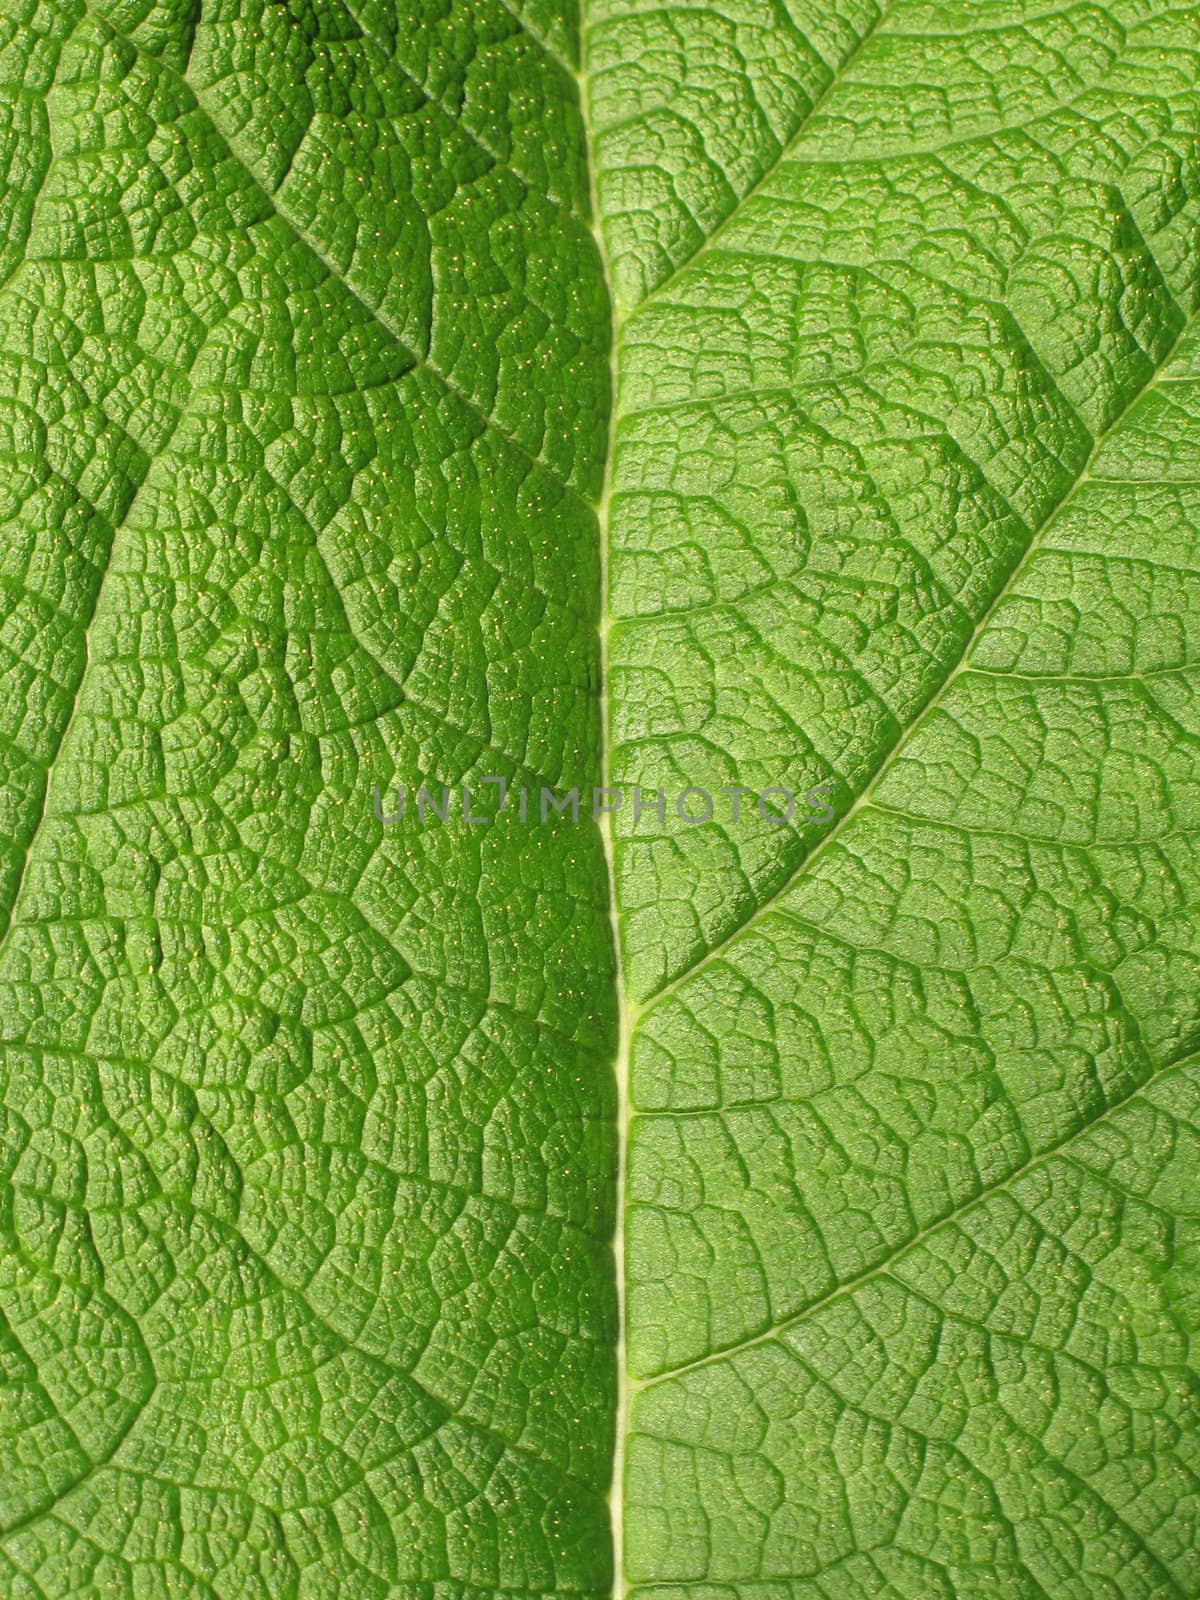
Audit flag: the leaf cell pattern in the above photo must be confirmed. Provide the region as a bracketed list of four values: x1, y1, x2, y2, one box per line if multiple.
[1, 2, 1200, 1599]
[599, 3, 1200, 1597]
[0, 2, 616, 1597]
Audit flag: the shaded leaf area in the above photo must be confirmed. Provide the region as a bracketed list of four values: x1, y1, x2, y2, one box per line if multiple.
[0, 2, 616, 1596]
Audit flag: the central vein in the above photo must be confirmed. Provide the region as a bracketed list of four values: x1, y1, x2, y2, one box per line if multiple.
[575, 19, 630, 1599]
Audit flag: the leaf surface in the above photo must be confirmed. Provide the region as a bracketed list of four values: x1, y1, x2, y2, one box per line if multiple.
[2, 3, 1200, 1599]
[0, 3, 616, 1595]
[596, 4, 1200, 1596]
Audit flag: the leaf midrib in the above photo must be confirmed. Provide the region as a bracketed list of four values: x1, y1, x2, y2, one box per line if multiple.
[588, 6, 893, 1587]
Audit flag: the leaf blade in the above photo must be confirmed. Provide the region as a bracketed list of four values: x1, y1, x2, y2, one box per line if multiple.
[598, 4, 1200, 1594]
[0, 4, 617, 1595]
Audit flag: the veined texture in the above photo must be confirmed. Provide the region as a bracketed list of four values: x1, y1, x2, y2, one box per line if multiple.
[0, 2, 616, 1595]
[594, 3, 1200, 1597]
[1, 3, 1200, 1599]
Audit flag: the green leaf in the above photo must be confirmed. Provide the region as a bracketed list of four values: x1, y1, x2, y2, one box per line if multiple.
[0, 3, 615, 1595]
[598, 4, 1200, 1597]
[2, 3, 1200, 1599]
